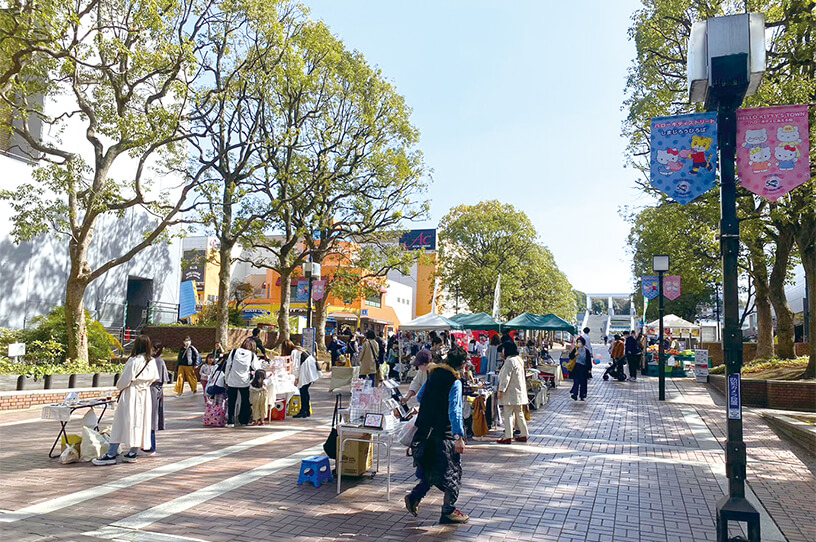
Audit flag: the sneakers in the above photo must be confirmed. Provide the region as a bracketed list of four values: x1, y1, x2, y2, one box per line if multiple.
[140, 449, 157, 456]
[226, 423, 235, 428]
[514, 436, 528, 443]
[571, 394, 578, 401]
[404, 495, 420, 517]
[497, 438, 512, 444]
[92, 454, 117, 466]
[121, 452, 138, 463]
[440, 510, 469, 524]
[580, 397, 586, 401]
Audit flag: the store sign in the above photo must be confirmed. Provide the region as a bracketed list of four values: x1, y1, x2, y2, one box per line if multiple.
[181, 249, 206, 289]
[728, 373, 741, 420]
[693, 349, 709, 383]
[642, 276, 659, 300]
[736, 105, 810, 201]
[302, 327, 316, 354]
[400, 229, 436, 251]
[312, 279, 326, 301]
[663, 276, 682, 300]
[650, 112, 718, 205]
[8, 342, 25, 357]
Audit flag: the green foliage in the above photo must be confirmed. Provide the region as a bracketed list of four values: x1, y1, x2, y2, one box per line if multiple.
[23, 307, 118, 363]
[438, 201, 576, 321]
[709, 355, 809, 375]
[197, 304, 245, 328]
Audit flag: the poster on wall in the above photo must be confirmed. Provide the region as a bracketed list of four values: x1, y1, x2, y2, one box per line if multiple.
[642, 276, 660, 300]
[736, 105, 810, 201]
[650, 112, 718, 205]
[663, 276, 682, 300]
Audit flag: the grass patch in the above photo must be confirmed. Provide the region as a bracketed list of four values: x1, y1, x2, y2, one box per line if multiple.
[709, 356, 809, 376]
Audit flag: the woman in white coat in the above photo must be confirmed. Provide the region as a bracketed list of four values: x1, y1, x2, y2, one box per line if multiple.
[290, 342, 321, 418]
[497, 341, 529, 444]
[93, 335, 160, 465]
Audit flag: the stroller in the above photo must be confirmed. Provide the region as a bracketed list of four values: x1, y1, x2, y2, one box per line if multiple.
[603, 358, 627, 381]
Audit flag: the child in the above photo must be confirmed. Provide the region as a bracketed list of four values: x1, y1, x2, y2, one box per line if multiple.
[249, 369, 268, 426]
[199, 354, 216, 404]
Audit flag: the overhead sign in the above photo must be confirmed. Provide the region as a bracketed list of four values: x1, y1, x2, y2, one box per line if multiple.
[642, 276, 660, 300]
[650, 112, 718, 205]
[736, 105, 810, 201]
[181, 249, 206, 291]
[663, 276, 682, 300]
[400, 229, 436, 251]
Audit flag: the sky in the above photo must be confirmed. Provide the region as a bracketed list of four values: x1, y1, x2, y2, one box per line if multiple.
[304, 0, 653, 294]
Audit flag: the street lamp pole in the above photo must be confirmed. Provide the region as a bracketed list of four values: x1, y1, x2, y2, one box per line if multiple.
[688, 13, 765, 541]
[653, 255, 670, 401]
[715, 282, 721, 343]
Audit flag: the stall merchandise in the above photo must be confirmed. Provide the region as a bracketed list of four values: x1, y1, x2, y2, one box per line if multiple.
[42, 396, 115, 458]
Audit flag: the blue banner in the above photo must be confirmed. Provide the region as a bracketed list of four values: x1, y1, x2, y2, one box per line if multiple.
[295, 278, 309, 302]
[178, 281, 198, 320]
[642, 276, 660, 300]
[650, 112, 718, 205]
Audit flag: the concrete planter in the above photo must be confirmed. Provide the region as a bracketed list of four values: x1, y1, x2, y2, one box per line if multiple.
[45, 375, 70, 389]
[0, 375, 27, 391]
[92, 373, 116, 387]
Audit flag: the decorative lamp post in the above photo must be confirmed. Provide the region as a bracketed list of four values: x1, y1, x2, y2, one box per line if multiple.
[303, 261, 321, 329]
[652, 255, 670, 401]
[688, 13, 765, 542]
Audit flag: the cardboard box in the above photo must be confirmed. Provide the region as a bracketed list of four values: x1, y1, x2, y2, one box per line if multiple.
[338, 432, 373, 477]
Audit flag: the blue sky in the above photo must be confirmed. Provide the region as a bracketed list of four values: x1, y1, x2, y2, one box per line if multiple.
[304, 0, 652, 294]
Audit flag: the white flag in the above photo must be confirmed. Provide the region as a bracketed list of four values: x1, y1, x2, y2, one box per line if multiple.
[491, 274, 502, 321]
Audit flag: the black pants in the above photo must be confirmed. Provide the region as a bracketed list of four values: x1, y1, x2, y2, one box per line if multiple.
[627, 354, 639, 379]
[227, 386, 251, 425]
[570, 363, 589, 398]
[299, 383, 311, 416]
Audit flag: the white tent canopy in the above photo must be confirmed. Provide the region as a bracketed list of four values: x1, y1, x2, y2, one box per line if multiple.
[399, 312, 462, 331]
[646, 314, 699, 329]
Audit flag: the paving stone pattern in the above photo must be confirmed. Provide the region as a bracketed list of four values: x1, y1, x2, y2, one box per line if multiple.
[0, 351, 813, 542]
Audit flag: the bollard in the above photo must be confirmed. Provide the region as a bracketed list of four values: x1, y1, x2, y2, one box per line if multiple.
[44, 374, 52, 389]
[92, 373, 100, 387]
[16, 375, 25, 390]
[68, 374, 76, 388]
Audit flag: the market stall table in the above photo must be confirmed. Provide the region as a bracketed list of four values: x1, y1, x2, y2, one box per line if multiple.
[539, 364, 563, 387]
[336, 421, 402, 501]
[41, 398, 116, 458]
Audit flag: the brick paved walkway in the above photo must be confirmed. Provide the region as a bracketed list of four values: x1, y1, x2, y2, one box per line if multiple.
[0, 349, 812, 542]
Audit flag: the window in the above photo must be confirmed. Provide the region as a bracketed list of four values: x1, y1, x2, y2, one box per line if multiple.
[366, 293, 381, 308]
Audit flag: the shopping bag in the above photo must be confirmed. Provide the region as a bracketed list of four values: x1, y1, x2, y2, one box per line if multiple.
[523, 404, 532, 421]
[206, 369, 226, 396]
[81, 409, 98, 428]
[60, 434, 83, 451]
[80, 426, 110, 462]
[398, 416, 418, 447]
[323, 394, 342, 459]
[566, 358, 577, 372]
[59, 444, 80, 465]
[287, 396, 302, 416]
[203, 400, 227, 427]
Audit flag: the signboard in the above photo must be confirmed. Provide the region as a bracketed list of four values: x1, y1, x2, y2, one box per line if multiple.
[400, 229, 436, 251]
[302, 327, 316, 355]
[727, 373, 741, 420]
[241, 308, 271, 321]
[693, 349, 709, 383]
[178, 281, 198, 320]
[295, 278, 309, 302]
[663, 276, 682, 300]
[181, 249, 206, 291]
[650, 112, 718, 205]
[736, 105, 810, 201]
[312, 279, 326, 301]
[361, 309, 369, 317]
[8, 342, 25, 357]
[642, 276, 660, 300]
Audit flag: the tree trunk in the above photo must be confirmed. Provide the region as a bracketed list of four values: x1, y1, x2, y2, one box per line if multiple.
[65, 274, 89, 363]
[748, 249, 774, 360]
[276, 269, 292, 346]
[768, 228, 795, 359]
[215, 241, 234, 347]
[797, 235, 816, 377]
[314, 297, 328, 353]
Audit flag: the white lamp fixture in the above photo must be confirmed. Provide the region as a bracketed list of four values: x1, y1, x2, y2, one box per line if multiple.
[303, 262, 321, 277]
[687, 13, 766, 104]
[653, 255, 670, 273]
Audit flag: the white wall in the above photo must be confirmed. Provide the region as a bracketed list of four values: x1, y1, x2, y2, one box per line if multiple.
[384, 279, 413, 325]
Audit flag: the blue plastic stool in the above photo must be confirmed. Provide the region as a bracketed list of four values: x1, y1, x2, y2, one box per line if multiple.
[297, 455, 333, 488]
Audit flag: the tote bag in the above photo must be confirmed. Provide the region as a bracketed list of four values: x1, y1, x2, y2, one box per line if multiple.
[323, 394, 342, 459]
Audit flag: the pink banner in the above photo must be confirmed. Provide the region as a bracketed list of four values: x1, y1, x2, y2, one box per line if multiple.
[312, 280, 326, 301]
[663, 276, 681, 300]
[737, 105, 810, 201]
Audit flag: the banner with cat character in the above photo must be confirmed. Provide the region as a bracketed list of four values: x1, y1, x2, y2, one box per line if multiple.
[736, 105, 810, 201]
[650, 112, 718, 205]
[663, 276, 681, 300]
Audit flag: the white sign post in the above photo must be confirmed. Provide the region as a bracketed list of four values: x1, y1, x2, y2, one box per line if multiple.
[302, 327, 316, 355]
[693, 349, 710, 383]
[8, 342, 25, 359]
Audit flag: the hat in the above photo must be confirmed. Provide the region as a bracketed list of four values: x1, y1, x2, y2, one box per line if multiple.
[412, 349, 432, 367]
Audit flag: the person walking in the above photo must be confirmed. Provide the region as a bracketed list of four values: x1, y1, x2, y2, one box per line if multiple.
[175, 336, 200, 396]
[625, 330, 641, 382]
[143, 342, 171, 455]
[93, 335, 159, 465]
[568, 337, 591, 401]
[358, 330, 380, 384]
[610, 334, 626, 380]
[291, 342, 321, 418]
[497, 342, 529, 444]
[224, 338, 261, 427]
[404, 347, 469, 524]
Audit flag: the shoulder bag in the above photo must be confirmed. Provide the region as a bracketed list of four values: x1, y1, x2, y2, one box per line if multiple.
[323, 393, 342, 459]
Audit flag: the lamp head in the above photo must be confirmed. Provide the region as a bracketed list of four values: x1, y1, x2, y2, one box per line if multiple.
[653, 255, 670, 273]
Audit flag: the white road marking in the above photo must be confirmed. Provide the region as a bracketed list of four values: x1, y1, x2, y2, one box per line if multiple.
[109, 444, 324, 530]
[83, 526, 208, 542]
[0, 429, 305, 524]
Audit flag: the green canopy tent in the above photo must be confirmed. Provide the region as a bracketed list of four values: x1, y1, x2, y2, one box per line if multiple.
[448, 312, 503, 331]
[538, 314, 577, 334]
[503, 312, 548, 331]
